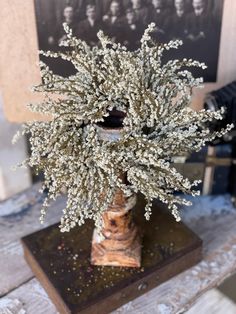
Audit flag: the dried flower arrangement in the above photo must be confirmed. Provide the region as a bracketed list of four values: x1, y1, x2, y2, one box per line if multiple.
[13, 23, 232, 234]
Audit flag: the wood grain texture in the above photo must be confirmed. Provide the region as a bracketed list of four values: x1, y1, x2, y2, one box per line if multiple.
[91, 191, 141, 268]
[186, 289, 236, 314]
[1, 279, 58, 314]
[0, 186, 236, 313]
[0, 297, 26, 314]
[1, 1, 236, 121]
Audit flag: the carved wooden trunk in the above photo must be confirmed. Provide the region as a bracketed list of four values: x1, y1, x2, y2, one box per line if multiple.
[91, 189, 141, 267]
[91, 125, 142, 267]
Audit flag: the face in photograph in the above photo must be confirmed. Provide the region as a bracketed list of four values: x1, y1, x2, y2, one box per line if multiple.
[192, 0, 205, 12]
[131, 0, 142, 10]
[152, 0, 163, 9]
[86, 4, 96, 20]
[175, 0, 185, 11]
[126, 8, 136, 24]
[63, 6, 74, 21]
[110, 1, 121, 16]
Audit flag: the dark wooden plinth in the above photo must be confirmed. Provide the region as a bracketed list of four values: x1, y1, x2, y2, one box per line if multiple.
[21, 197, 202, 314]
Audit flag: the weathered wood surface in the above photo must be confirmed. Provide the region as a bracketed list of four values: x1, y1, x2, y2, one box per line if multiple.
[187, 289, 236, 314]
[0, 297, 26, 314]
[0, 185, 236, 313]
[0, 184, 66, 296]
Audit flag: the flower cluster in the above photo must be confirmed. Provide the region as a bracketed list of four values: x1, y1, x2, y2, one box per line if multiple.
[13, 23, 233, 232]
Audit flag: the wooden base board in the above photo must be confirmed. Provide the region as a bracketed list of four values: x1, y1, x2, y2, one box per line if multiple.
[21, 197, 202, 314]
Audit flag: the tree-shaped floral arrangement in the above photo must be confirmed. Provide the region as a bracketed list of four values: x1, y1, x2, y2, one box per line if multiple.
[14, 23, 232, 267]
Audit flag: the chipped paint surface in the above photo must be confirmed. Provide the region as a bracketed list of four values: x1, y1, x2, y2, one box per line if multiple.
[2, 280, 58, 314]
[0, 184, 66, 296]
[0, 184, 43, 218]
[0, 298, 25, 314]
[181, 194, 236, 222]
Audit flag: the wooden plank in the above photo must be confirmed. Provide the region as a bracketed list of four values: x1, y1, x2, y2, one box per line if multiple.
[186, 289, 236, 314]
[0, 184, 66, 296]
[0, 184, 66, 244]
[0, 297, 26, 314]
[0, 279, 58, 314]
[0, 240, 33, 296]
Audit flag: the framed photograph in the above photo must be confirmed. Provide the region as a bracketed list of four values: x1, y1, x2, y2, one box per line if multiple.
[1, 0, 236, 121]
[34, 0, 224, 81]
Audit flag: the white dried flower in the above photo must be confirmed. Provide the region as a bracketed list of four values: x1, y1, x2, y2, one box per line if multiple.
[13, 24, 233, 232]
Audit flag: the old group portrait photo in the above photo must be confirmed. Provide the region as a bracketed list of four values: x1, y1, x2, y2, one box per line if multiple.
[34, 0, 224, 81]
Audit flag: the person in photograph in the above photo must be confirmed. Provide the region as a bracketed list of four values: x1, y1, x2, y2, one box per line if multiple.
[147, 0, 169, 29]
[130, 0, 148, 25]
[100, 0, 118, 17]
[131, 0, 148, 26]
[103, 1, 124, 43]
[101, 0, 113, 17]
[165, 0, 187, 40]
[185, 0, 214, 43]
[185, 0, 217, 80]
[146, 0, 169, 41]
[46, 5, 75, 48]
[86, 0, 115, 20]
[76, 3, 103, 46]
[54, 5, 77, 46]
[122, 8, 144, 50]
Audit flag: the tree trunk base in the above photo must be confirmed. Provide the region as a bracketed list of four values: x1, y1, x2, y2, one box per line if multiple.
[91, 228, 141, 267]
[91, 192, 141, 268]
